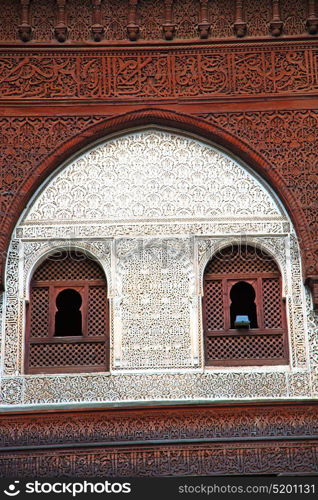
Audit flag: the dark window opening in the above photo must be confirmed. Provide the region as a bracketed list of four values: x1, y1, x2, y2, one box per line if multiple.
[55, 289, 82, 337]
[230, 281, 258, 329]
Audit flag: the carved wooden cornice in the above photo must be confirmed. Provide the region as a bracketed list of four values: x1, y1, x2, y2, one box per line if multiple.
[0, 0, 316, 45]
[1, 402, 318, 476]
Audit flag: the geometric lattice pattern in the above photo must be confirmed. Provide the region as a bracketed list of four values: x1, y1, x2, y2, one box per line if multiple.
[205, 245, 279, 275]
[204, 280, 224, 331]
[263, 278, 283, 329]
[87, 286, 108, 336]
[33, 251, 105, 281]
[206, 334, 285, 360]
[29, 342, 106, 367]
[29, 287, 50, 337]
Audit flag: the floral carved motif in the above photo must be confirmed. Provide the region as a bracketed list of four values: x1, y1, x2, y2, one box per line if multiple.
[139, 0, 163, 39]
[66, 0, 92, 41]
[245, 0, 272, 37]
[282, 0, 307, 35]
[1, 404, 318, 447]
[24, 130, 282, 223]
[173, 0, 199, 39]
[101, 0, 128, 40]
[0, 0, 20, 41]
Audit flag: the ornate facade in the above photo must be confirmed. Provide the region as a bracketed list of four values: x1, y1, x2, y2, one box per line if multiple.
[0, 0, 318, 477]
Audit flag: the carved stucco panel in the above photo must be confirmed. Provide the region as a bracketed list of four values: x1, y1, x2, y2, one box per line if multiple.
[115, 237, 195, 369]
[22, 371, 288, 405]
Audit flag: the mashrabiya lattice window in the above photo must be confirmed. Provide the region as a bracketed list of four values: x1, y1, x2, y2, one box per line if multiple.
[203, 245, 289, 366]
[25, 251, 109, 374]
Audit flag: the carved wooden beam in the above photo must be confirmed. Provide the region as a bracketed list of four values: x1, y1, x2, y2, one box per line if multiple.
[233, 0, 246, 37]
[54, 0, 68, 43]
[270, 0, 283, 36]
[198, 0, 210, 39]
[91, 0, 104, 41]
[162, 0, 175, 40]
[306, 0, 318, 34]
[127, 0, 139, 41]
[18, 0, 32, 42]
[306, 277, 318, 310]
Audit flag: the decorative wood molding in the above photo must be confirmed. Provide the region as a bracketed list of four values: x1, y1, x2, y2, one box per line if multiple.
[0, 403, 318, 476]
[91, 0, 104, 42]
[0, 0, 315, 44]
[234, 0, 247, 37]
[18, 0, 32, 42]
[270, 0, 283, 36]
[54, 0, 68, 42]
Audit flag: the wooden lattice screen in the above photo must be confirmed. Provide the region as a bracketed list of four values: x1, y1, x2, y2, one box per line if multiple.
[203, 246, 288, 366]
[26, 251, 109, 374]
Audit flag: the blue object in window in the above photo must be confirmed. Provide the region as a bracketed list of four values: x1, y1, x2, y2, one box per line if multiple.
[234, 315, 250, 328]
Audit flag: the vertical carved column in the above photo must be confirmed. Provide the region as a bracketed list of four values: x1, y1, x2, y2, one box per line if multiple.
[198, 0, 210, 39]
[91, 0, 104, 41]
[162, 0, 175, 40]
[306, 0, 318, 34]
[270, 0, 283, 36]
[127, 0, 140, 41]
[54, 0, 68, 42]
[233, 0, 246, 37]
[18, 0, 32, 42]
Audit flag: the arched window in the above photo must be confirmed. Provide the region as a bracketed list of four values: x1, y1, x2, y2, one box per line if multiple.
[25, 251, 109, 374]
[203, 245, 288, 366]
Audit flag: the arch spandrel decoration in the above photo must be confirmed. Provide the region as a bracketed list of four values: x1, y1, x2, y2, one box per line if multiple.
[1, 128, 316, 406]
